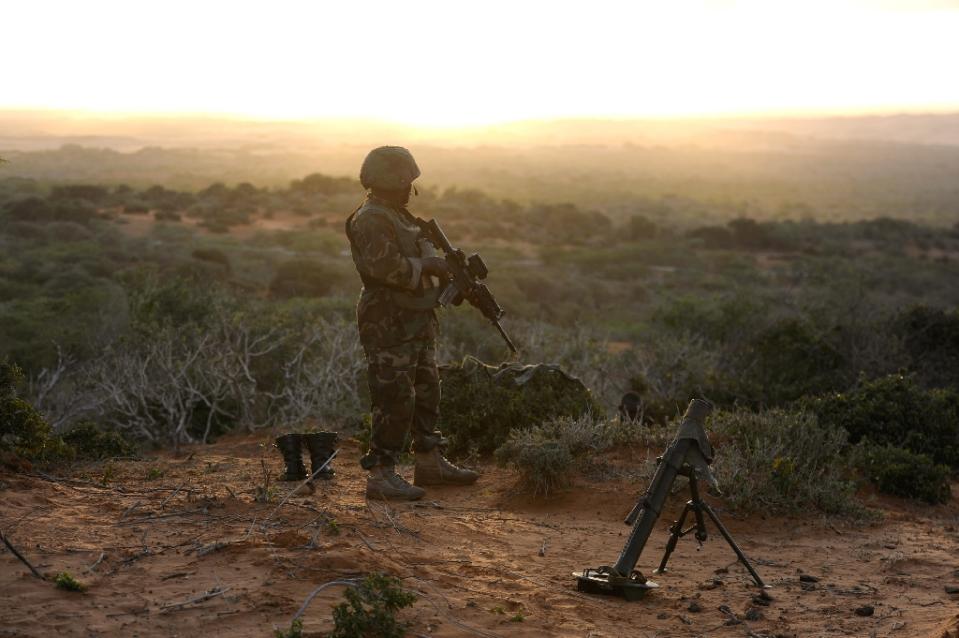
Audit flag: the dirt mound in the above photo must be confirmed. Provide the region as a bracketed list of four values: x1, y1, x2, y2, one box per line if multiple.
[2, 432, 958, 637]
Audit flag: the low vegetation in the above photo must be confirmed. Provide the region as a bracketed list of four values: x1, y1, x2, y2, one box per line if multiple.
[328, 573, 416, 638]
[1, 170, 957, 508]
[439, 357, 602, 457]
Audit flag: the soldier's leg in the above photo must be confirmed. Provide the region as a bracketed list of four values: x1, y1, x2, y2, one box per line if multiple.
[410, 341, 441, 450]
[412, 341, 478, 487]
[365, 342, 417, 461]
[363, 343, 425, 500]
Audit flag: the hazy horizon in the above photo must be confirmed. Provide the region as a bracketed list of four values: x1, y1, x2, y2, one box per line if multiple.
[7, 0, 959, 126]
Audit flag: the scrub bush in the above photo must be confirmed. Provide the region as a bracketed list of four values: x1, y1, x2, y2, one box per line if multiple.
[439, 357, 603, 457]
[857, 445, 951, 504]
[328, 573, 416, 638]
[0, 361, 72, 463]
[808, 374, 959, 468]
[710, 409, 863, 516]
[494, 414, 609, 496]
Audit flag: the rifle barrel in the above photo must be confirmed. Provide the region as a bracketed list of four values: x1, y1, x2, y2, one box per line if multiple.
[494, 320, 518, 354]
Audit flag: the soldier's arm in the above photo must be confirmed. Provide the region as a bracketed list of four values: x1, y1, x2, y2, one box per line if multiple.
[351, 214, 422, 290]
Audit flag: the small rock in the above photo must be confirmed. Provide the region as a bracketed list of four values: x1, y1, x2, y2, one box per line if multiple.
[687, 601, 703, 613]
[854, 605, 875, 617]
[714, 566, 729, 574]
[744, 607, 762, 621]
[945, 585, 959, 594]
[799, 574, 820, 583]
[656, 612, 670, 620]
[678, 614, 693, 625]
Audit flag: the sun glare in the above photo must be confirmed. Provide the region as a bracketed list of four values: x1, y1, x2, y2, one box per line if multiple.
[5, 0, 959, 126]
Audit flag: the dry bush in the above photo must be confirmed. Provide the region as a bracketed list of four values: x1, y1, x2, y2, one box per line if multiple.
[709, 409, 865, 517]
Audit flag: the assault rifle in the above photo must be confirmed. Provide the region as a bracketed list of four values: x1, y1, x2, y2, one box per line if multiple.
[415, 217, 518, 355]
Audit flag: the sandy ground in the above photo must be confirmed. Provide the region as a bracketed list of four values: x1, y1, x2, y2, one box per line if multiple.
[2, 433, 958, 638]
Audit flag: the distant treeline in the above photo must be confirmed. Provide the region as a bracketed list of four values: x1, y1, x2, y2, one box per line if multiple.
[3, 140, 959, 224]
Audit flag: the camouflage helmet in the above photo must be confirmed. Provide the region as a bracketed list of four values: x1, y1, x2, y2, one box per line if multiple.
[360, 146, 420, 190]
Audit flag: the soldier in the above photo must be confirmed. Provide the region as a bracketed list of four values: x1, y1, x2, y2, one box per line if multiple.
[346, 146, 478, 500]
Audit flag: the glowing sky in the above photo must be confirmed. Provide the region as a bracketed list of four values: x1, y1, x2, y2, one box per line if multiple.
[5, 0, 959, 126]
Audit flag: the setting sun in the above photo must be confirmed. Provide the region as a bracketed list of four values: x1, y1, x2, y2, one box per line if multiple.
[5, 0, 959, 126]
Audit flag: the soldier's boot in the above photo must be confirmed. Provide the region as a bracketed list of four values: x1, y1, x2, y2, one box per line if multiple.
[366, 464, 426, 501]
[413, 447, 479, 486]
[274, 433, 308, 481]
[303, 432, 337, 480]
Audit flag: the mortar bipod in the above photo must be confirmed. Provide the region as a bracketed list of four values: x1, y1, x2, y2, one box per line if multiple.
[654, 465, 766, 588]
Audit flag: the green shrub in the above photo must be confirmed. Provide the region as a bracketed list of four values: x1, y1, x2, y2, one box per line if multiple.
[857, 445, 951, 504]
[190, 248, 231, 273]
[62, 421, 135, 460]
[808, 374, 959, 468]
[328, 573, 416, 638]
[894, 304, 959, 389]
[735, 319, 845, 405]
[494, 415, 608, 496]
[0, 361, 72, 463]
[439, 357, 603, 457]
[710, 409, 863, 516]
[268, 259, 334, 299]
[54, 571, 86, 592]
[273, 619, 302, 638]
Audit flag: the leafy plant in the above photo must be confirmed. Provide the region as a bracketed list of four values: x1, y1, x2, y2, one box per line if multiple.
[328, 573, 416, 638]
[54, 572, 86, 592]
[710, 409, 864, 516]
[808, 374, 959, 468]
[494, 414, 608, 497]
[0, 360, 72, 463]
[856, 444, 951, 504]
[62, 420, 135, 460]
[439, 357, 603, 457]
[273, 619, 303, 638]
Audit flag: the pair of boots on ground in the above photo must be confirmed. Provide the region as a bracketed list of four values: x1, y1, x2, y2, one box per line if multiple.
[363, 438, 478, 501]
[275, 432, 337, 481]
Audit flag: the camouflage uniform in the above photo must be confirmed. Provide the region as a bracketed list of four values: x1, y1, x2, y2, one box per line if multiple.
[346, 195, 444, 467]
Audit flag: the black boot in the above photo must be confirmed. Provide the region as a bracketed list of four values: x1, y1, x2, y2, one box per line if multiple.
[275, 434, 307, 481]
[303, 432, 337, 480]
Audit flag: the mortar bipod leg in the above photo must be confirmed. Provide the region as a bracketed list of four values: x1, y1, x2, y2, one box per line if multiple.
[655, 501, 692, 574]
[687, 472, 709, 543]
[700, 502, 767, 588]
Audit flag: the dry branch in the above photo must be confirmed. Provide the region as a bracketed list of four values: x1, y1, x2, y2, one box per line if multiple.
[0, 530, 45, 580]
[291, 578, 360, 622]
[84, 551, 107, 573]
[159, 586, 231, 613]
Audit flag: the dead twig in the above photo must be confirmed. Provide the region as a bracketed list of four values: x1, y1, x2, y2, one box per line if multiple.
[195, 541, 229, 557]
[119, 500, 143, 521]
[0, 530, 45, 579]
[85, 551, 107, 574]
[159, 586, 231, 613]
[291, 578, 360, 622]
[158, 483, 187, 509]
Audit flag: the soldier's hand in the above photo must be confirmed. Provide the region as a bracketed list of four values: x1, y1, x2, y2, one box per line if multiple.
[422, 256, 450, 278]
